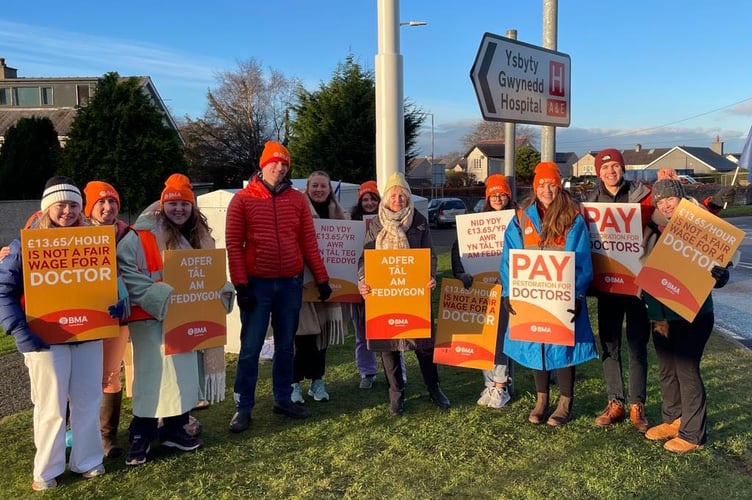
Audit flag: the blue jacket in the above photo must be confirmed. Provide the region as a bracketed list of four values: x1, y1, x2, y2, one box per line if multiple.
[500, 203, 597, 370]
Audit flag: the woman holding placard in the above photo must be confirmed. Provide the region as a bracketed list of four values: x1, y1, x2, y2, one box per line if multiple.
[640, 176, 730, 453]
[0, 176, 109, 491]
[500, 162, 597, 427]
[358, 172, 451, 416]
[117, 173, 233, 466]
[291, 170, 346, 404]
[451, 174, 516, 409]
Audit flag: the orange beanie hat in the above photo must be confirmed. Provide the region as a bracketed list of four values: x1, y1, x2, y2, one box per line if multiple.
[160, 173, 195, 205]
[84, 181, 120, 217]
[358, 180, 379, 201]
[485, 174, 511, 198]
[532, 162, 562, 188]
[259, 141, 290, 169]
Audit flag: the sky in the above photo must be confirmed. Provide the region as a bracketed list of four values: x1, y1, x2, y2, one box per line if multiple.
[1, 0, 751, 161]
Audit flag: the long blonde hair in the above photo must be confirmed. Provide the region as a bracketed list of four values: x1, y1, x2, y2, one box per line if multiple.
[160, 205, 213, 250]
[35, 211, 88, 229]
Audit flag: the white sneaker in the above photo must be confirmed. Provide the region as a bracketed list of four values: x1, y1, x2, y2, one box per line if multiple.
[82, 463, 105, 479]
[308, 379, 330, 402]
[291, 383, 305, 404]
[487, 386, 511, 409]
[359, 375, 376, 389]
[477, 387, 493, 406]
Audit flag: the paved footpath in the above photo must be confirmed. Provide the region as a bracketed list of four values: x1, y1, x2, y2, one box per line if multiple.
[0, 351, 31, 419]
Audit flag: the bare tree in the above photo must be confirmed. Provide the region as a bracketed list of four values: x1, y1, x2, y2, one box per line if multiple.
[182, 59, 299, 188]
[461, 121, 539, 150]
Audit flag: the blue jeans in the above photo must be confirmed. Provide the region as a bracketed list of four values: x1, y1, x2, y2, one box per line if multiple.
[233, 276, 302, 413]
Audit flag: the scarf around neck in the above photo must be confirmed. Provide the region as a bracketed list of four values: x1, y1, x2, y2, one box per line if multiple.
[375, 202, 414, 249]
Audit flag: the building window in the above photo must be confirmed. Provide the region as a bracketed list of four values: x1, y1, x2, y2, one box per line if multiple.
[77, 85, 90, 106]
[0, 88, 9, 105]
[41, 87, 53, 105]
[14, 87, 40, 106]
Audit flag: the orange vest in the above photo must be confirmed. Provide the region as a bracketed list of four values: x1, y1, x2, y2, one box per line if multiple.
[127, 230, 163, 322]
[516, 208, 567, 250]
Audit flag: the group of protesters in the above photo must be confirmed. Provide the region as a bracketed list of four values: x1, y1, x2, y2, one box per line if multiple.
[0, 141, 735, 491]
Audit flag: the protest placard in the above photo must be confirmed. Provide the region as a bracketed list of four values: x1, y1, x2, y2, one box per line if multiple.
[163, 249, 228, 355]
[364, 248, 431, 340]
[635, 198, 744, 322]
[21, 225, 119, 343]
[581, 202, 643, 295]
[508, 249, 575, 346]
[456, 209, 515, 283]
[434, 278, 502, 370]
[302, 219, 365, 302]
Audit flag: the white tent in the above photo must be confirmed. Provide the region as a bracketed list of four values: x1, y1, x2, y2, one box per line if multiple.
[197, 180, 428, 354]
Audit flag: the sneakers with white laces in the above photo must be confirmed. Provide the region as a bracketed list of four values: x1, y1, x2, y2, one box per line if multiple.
[291, 383, 305, 404]
[308, 379, 330, 402]
[477, 387, 494, 406]
[487, 386, 511, 409]
[161, 428, 202, 451]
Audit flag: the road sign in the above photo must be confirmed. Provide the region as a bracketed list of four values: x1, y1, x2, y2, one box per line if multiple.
[470, 32, 571, 127]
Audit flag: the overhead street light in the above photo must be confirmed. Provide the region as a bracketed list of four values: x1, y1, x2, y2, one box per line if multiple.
[400, 21, 427, 27]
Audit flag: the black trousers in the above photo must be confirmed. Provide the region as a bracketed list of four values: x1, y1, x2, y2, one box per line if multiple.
[533, 366, 575, 398]
[381, 349, 439, 402]
[597, 294, 650, 404]
[652, 313, 713, 445]
[293, 335, 327, 382]
[129, 412, 188, 441]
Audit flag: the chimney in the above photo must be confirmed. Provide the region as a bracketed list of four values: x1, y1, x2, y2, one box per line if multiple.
[0, 58, 18, 80]
[711, 135, 724, 155]
[635, 144, 642, 152]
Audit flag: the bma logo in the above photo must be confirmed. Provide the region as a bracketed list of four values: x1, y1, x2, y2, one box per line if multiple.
[188, 327, 208, 336]
[388, 318, 409, 326]
[524, 226, 534, 235]
[59, 315, 88, 326]
[660, 278, 680, 295]
[454, 346, 475, 355]
[530, 325, 552, 333]
[605, 276, 624, 284]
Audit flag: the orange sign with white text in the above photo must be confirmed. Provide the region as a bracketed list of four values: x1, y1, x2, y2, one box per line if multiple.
[21, 226, 119, 343]
[508, 249, 575, 346]
[581, 202, 643, 296]
[364, 249, 432, 340]
[434, 279, 501, 370]
[635, 199, 743, 322]
[162, 249, 228, 355]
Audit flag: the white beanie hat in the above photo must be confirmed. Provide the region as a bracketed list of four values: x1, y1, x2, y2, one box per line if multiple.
[41, 176, 83, 213]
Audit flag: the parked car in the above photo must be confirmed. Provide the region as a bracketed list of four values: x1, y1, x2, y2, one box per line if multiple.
[473, 199, 485, 213]
[427, 197, 467, 228]
[678, 174, 700, 185]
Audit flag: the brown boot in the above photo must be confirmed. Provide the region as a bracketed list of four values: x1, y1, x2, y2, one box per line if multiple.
[594, 399, 626, 427]
[630, 403, 649, 433]
[100, 391, 123, 458]
[547, 396, 573, 427]
[528, 392, 549, 424]
[645, 418, 681, 441]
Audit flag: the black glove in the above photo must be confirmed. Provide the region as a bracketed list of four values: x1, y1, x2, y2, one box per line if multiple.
[317, 281, 333, 302]
[711, 186, 736, 207]
[457, 273, 474, 289]
[501, 297, 516, 315]
[711, 264, 730, 289]
[566, 297, 583, 323]
[235, 283, 256, 312]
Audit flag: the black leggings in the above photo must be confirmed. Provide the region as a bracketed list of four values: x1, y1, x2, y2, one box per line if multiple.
[533, 366, 575, 398]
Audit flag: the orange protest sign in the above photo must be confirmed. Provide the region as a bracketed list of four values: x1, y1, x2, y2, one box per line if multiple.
[508, 249, 575, 346]
[21, 226, 119, 343]
[581, 202, 643, 296]
[162, 249, 228, 355]
[434, 279, 501, 370]
[364, 249, 432, 340]
[635, 199, 743, 322]
[302, 219, 365, 303]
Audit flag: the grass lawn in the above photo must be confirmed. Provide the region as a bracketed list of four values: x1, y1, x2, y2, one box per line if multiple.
[2, 253, 752, 499]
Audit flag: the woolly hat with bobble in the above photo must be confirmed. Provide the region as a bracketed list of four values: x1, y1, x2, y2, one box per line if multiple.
[652, 179, 685, 205]
[160, 173, 195, 205]
[84, 181, 120, 217]
[485, 174, 511, 198]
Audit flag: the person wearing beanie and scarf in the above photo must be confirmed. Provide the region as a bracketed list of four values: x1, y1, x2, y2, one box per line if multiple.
[587, 149, 653, 432]
[291, 170, 347, 404]
[501, 162, 597, 426]
[452, 174, 516, 409]
[0, 176, 107, 490]
[358, 172, 451, 416]
[117, 173, 234, 465]
[640, 178, 730, 453]
[226, 141, 331, 433]
[82, 181, 134, 458]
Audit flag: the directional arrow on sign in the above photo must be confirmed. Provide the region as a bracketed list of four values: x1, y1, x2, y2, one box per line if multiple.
[470, 32, 571, 127]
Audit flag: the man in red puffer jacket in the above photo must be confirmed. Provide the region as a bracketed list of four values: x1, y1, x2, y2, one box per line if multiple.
[225, 141, 331, 433]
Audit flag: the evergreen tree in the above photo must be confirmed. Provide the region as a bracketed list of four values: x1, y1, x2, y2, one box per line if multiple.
[288, 55, 423, 182]
[516, 146, 541, 182]
[0, 116, 61, 199]
[61, 72, 187, 214]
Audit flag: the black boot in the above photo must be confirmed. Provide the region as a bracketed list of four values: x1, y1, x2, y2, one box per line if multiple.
[428, 386, 451, 410]
[100, 391, 123, 457]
